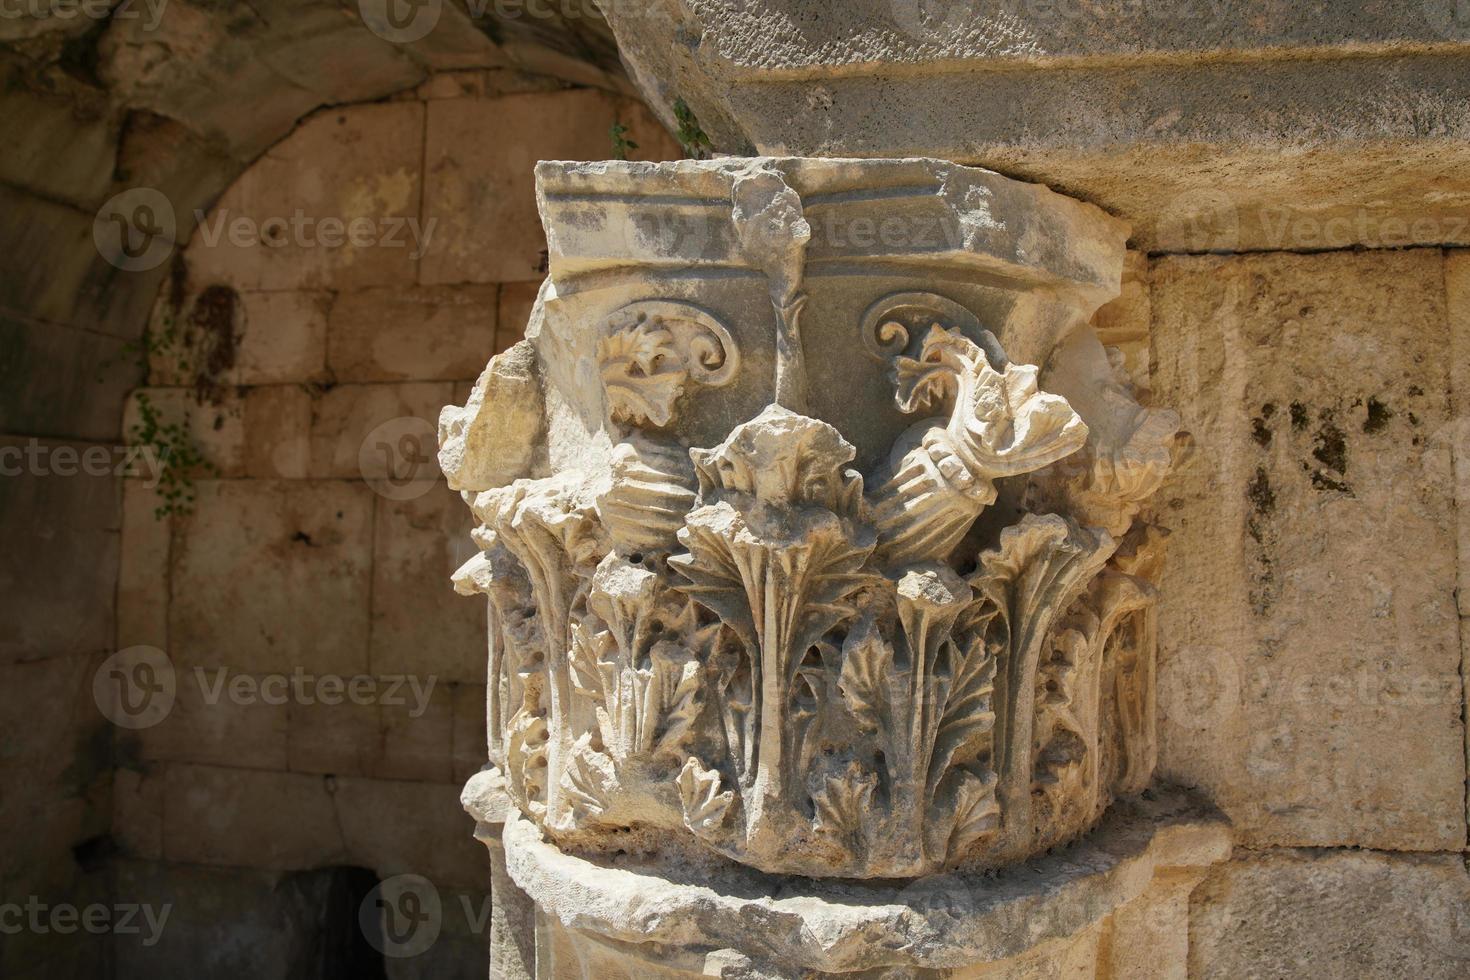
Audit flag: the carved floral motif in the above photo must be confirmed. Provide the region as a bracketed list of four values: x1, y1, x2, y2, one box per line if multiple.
[446, 173, 1177, 879]
[597, 300, 739, 428]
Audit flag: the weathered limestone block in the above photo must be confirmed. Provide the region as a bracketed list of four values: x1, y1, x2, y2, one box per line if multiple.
[98, 0, 427, 161]
[169, 480, 374, 676]
[182, 102, 426, 291]
[307, 381, 453, 481]
[1151, 250, 1466, 851]
[145, 286, 333, 389]
[370, 485, 486, 684]
[327, 285, 498, 383]
[117, 484, 169, 653]
[497, 281, 541, 352]
[0, 435, 119, 660]
[1188, 849, 1470, 978]
[137, 667, 289, 772]
[465, 775, 1226, 978]
[161, 764, 343, 871]
[0, 313, 137, 443]
[420, 90, 682, 285]
[242, 385, 313, 480]
[443, 156, 1200, 973]
[1447, 251, 1470, 830]
[597, 1, 1470, 252]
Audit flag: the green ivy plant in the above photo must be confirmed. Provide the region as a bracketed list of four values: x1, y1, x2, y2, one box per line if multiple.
[673, 98, 713, 159]
[610, 121, 639, 160]
[96, 312, 192, 382]
[128, 391, 218, 519]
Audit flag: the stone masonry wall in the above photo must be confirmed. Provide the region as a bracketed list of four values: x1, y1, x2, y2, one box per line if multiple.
[107, 74, 678, 979]
[1093, 244, 1470, 978]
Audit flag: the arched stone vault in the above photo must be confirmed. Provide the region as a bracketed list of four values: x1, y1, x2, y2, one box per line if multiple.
[0, 4, 651, 976]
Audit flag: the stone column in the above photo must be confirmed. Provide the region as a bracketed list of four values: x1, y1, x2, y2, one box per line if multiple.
[444, 157, 1226, 977]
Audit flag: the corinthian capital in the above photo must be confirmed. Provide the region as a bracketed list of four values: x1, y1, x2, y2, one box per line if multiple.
[448, 157, 1177, 887]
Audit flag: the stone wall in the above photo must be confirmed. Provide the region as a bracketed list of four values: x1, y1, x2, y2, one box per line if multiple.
[2, 36, 677, 973]
[107, 77, 678, 978]
[1099, 244, 1470, 977]
[0, 3, 662, 975]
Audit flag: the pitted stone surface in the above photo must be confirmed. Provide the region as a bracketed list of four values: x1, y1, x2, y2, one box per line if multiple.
[1151, 250, 1465, 851]
[477, 784, 1228, 975]
[598, 2, 1470, 251]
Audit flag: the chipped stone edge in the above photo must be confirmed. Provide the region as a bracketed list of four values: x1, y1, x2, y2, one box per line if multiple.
[467, 779, 1231, 972]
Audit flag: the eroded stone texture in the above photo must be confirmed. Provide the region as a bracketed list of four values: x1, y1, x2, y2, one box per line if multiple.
[1447, 251, 1470, 833]
[466, 777, 1227, 977]
[1151, 250, 1465, 851]
[598, 1, 1470, 252]
[1189, 850, 1470, 978]
[445, 156, 1199, 973]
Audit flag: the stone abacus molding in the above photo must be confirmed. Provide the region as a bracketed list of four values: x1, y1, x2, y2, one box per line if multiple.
[443, 157, 1199, 973]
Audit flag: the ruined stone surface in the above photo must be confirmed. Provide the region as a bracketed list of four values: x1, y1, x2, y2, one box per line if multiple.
[137, 668, 290, 772]
[307, 381, 452, 481]
[116, 483, 169, 652]
[437, 340, 544, 493]
[474, 781, 1227, 976]
[1151, 249, 1466, 851]
[285, 688, 381, 779]
[334, 777, 490, 891]
[169, 480, 374, 676]
[242, 385, 313, 480]
[110, 859, 489, 980]
[1189, 849, 1470, 978]
[1091, 250, 1151, 391]
[0, 651, 112, 872]
[232, 290, 332, 386]
[327, 285, 497, 383]
[98, 1, 426, 161]
[0, 183, 174, 340]
[184, 103, 427, 292]
[372, 681, 455, 783]
[371, 485, 486, 684]
[1447, 251, 1470, 832]
[0, 11, 670, 979]
[1104, 868, 1201, 980]
[123, 388, 246, 480]
[496, 280, 540, 352]
[162, 764, 343, 871]
[451, 682, 490, 784]
[420, 90, 682, 285]
[0, 436, 120, 661]
[598, 1, 1470, 251]
[0, 314, 138, 443]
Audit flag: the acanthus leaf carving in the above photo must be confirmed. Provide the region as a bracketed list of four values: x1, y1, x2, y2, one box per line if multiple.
[452, 193, 1175, 879]
[678, 757, 733, 834]
[561, 733, 617, 822]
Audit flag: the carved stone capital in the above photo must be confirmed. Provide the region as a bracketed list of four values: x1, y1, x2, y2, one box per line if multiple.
[443, 158, 1181, 898]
